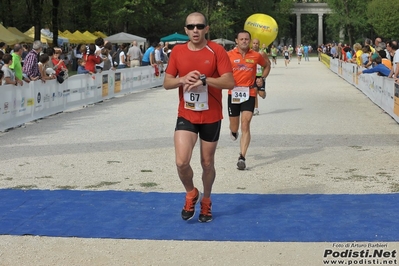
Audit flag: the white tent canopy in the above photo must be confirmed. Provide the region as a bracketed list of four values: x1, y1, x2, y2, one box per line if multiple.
[41, 28, 69, 45]
[105, 32, 146, 43]
[212, 38, 235, 45]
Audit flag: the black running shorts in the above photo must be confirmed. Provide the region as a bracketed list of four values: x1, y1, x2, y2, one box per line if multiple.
[175, 117, 221, 142]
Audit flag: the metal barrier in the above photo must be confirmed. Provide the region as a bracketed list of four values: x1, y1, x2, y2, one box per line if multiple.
[0, 66, 165, 132]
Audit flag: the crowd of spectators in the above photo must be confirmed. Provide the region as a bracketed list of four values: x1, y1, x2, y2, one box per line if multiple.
[318, 37, 399, 79]
[0, 38, 172, 87]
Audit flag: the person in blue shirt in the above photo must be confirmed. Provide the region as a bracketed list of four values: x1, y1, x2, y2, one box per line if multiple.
[141, 42, 157, 66]
[357, 57, 391, 77]
[77, 59, 91, 74]
[303, 45, 309, 61]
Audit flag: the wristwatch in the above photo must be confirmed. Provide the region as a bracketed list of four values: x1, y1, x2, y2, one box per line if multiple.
[199, 74, 206, 86]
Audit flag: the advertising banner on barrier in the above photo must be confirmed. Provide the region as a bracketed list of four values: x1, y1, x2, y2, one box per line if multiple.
[394, 83, 399, 117]
[328, 58, 399, 123]
[0, 66, 165, 132]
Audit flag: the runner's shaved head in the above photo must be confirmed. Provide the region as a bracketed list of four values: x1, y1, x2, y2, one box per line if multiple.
[185, 12, 207, 25]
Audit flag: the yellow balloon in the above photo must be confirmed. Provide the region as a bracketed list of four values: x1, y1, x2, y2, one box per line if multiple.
[244, 13, 278, 47]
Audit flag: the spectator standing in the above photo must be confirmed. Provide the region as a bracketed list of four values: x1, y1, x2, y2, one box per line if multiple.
[21, 44, 29, 67]
[338, 43, 344, 60]
[388, 41, 399, 78]
[22, 40, 44, 81]
[95, 38, 105, 73]
[126, 41, 142, 67]
[77, 59, 91, 74]
[142, 42, 156, 66]
[103, 41, 114, 71]
[360, 45, 372, 67]
[115, 43, 127, 69]
[154, 43, 163, 72]
[374, 37, 382, 49]
[10, 44, 30, 83]
[350, 43, 363, 66]
[73, 44, 83, 71]
[82, 44, 102, 73]
[365, 38, 375, 53]
[52, 48, 68, 78]
[330, 43, 338, 58]
[377, 49, 392, 70]
[1, 54, 22, 86]
[0, 42, 6, 53]
[303, 44, 310, 61]
[38, 54, 56, 80]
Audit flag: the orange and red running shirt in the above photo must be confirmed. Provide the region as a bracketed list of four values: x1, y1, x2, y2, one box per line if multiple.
[165, 41, 233, 124]
[227, 48, 266, 97]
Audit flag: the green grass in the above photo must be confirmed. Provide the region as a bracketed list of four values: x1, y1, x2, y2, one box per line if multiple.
[84, 181, 121, 188]
[35, 175, 53, 179]
[139, 182, 158, 188]
[11, 185, 38, 189]
[390, 183, 399, 192]
[56, 185, 78, 190]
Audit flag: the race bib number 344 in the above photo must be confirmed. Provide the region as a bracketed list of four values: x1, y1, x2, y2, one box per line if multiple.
[231, 86, 250, 104]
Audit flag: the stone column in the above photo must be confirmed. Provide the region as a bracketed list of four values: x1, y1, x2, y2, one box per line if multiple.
[318, 13, 323, 45]
[296, 13, 301, 46]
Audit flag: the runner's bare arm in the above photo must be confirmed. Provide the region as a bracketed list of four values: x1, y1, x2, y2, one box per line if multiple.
[163, 71, 201, 90]
[205, 72, 235, 90]
[261, 53, 271, 79]
[164, 71, 234, 92]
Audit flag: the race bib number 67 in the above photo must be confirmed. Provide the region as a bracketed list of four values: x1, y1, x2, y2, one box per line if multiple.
[184, 85, 209, 111]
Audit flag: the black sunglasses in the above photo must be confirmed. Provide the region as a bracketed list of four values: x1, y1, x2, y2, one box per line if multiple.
[186, 24, 206, 30]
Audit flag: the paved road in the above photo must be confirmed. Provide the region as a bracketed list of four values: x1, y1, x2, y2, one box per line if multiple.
[0, 58, 398, 265]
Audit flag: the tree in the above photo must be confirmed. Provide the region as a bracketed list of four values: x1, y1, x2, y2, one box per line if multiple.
[26, 0, 46, 40]
[52, 0, 60, 46]
[367, 0, 399, 40]
[325, 0, 371, 46]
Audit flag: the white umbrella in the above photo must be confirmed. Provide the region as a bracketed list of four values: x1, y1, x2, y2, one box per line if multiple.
[105, 32, 146, 43]
[212, 38, 235, 45]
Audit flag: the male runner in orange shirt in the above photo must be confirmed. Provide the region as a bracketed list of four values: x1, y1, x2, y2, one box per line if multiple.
[163, 12, 234, 222]
[227, 30, 270, 170]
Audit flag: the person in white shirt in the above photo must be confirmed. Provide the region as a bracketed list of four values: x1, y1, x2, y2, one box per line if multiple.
[388, 41, 399, 78]
[95, 38, 105, 72]
[116, 43, 127, 69]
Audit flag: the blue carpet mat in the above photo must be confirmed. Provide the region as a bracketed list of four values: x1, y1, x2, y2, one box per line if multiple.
[0, 189, 398, 242]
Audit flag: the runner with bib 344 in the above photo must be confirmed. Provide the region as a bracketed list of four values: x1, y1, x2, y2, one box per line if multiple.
[227, 30, 269, 170]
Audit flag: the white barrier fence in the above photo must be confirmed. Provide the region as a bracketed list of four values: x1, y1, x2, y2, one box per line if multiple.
[0, 66, 165, 132]
[326, 56, 399, 123]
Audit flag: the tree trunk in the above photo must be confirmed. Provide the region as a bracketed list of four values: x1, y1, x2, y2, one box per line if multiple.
[26, 0, 44, 42]
[52, 0, 60, 46]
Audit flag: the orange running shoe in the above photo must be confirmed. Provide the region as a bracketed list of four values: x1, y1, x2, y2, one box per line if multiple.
[181, 188, 201, 220]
